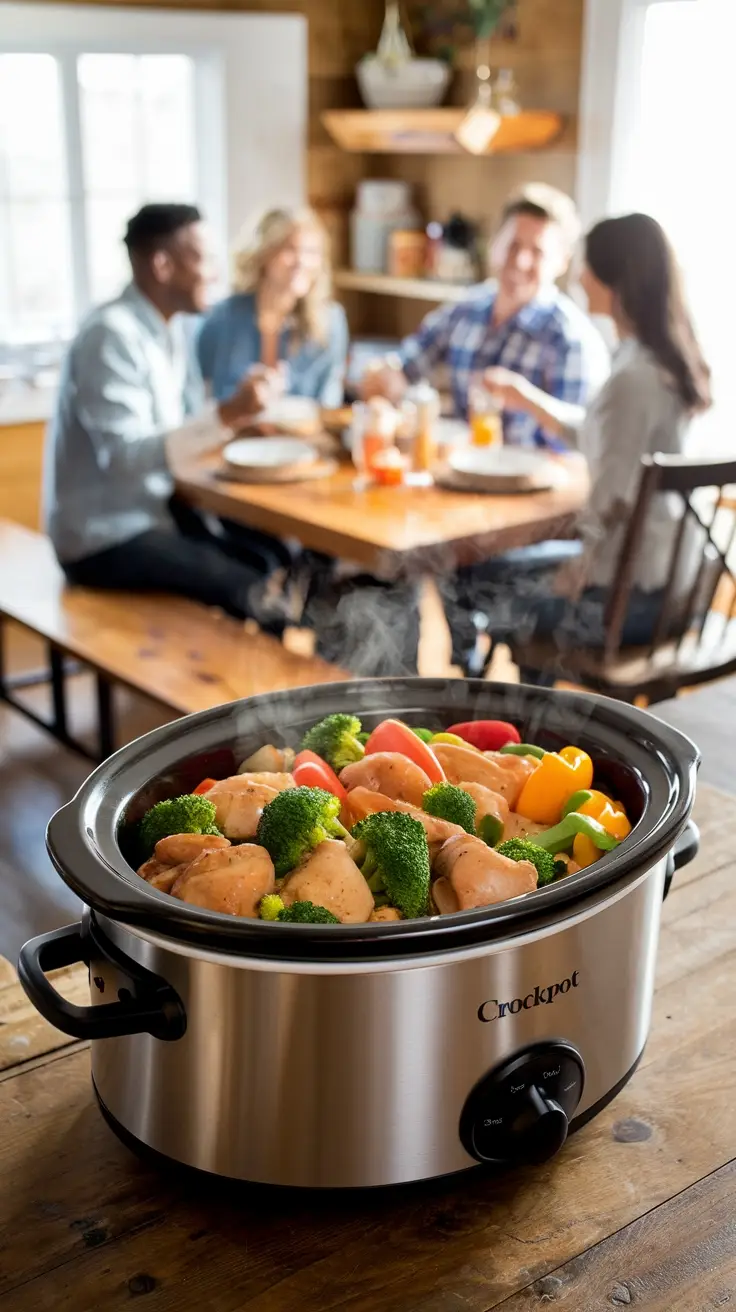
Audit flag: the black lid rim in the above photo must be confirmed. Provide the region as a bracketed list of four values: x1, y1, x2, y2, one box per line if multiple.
[46, 679, 700, 962]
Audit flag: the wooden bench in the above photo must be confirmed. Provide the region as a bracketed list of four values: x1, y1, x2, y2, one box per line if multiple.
[0, 520, 347, 761]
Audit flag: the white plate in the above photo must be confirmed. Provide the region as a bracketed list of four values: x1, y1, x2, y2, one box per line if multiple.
[449, 446, 552, 479]
[259, 397, 320, 429]
[223, 437, 317, 470]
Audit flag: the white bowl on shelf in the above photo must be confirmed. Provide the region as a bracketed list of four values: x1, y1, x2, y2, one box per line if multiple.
[356, 57, 451, 110]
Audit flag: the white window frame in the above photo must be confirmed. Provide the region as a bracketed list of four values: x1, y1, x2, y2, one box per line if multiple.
[0, 4, 306, 335]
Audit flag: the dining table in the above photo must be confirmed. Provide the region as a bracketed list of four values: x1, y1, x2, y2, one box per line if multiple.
[1, 681, 735, 1310]
[173, 437, 588, 577]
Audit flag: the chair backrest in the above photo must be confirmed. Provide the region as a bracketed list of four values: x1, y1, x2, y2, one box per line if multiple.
[603, 453, 736, 660]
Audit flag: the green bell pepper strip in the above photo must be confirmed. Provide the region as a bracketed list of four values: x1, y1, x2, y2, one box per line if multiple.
[533, 812, 621, 854]
[411, 727, 434, 743]
[477, 814, 504, 846]
[562, 789, 595, 817]
[500, 742, 546, 760]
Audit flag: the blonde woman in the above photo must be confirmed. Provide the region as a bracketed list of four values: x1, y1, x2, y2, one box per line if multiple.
[197, 207, 349, 408]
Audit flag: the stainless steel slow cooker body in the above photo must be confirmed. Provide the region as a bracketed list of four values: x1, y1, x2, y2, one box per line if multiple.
[19, 680, 700, 1189]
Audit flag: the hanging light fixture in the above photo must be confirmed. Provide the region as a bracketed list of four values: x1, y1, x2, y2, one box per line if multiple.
[454, 64, 501, 155]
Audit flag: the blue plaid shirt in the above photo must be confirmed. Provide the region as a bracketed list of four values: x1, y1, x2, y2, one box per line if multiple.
[399, 283, 610, 448]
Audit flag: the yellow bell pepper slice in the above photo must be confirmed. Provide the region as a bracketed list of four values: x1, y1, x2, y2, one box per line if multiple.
[515, 746, 594, 826]
[430, 732, 473, 748]
[576, 790, 632, 840]
[573, 832, 601, 868]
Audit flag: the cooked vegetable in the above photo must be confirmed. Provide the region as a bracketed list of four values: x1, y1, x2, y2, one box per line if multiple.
[363, 719, 445, 785]
[352, 811, 431, 919]
[430, 732, 469, 748]
[277, 900, 341, 924]
[259, 893, 285, 921]
[139, 794, 221, 856]
[500, 743, 546, 760]
[301, 714, 365, 772]
[192, 778, 218, 795]
[515, 746, 594, 825]
[357, 731, 371, 746]
[532, 811, 622, 854]
[446, 720, 521, 751]
[237, 744, 295, 774]
[256, 786, 351, 877]
[566, 790, 632, 867]
[412, 727, 434, 743]
[496, 838, 563, 887]
[477, 814, 504, 846]
[422, 783, 476, 835]
[562, 788, 595, 816]
[292, 750, 349, 805]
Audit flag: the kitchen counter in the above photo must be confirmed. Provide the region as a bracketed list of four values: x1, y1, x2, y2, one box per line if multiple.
[0, 379, 56, 426]
[0, 677, 734, 1310]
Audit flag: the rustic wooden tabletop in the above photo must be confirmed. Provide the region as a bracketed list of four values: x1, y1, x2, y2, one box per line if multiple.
[174, 450, 588, 575]
[1, 696, 734, 1311]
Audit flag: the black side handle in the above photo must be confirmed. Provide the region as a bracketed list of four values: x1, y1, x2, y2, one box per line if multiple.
[663, 819, 700, 901]
[18, 921, 186, 1041]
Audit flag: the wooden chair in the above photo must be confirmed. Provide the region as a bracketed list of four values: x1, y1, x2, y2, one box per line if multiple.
[507, 454, 736, 704]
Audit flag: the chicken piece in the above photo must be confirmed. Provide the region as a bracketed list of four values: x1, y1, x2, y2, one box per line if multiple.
[432, 744, 526, 808]
[228, 772, 294, 791]
[202, 779, 285, 840]
[432, 834, 537, 914]
[346, 787, 465, 846]
[280, 839, 374, 924]
[484, 751, 539, 791]
[503, 813, 546, 842]
[340, 753, 432, 808]
[369, 906, 402, 922]
[137, 834, 231, 894]
[154, 833, 231, 866]
[461, 782, 510, 829]
[171, 844, 275, 918]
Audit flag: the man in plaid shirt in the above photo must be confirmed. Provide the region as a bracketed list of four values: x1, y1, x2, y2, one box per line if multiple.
[367, 184, 610, 448]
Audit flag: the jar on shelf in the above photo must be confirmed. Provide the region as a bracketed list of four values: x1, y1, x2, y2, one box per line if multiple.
[388, 228, 427, 278]
[350, 179, 422, 274]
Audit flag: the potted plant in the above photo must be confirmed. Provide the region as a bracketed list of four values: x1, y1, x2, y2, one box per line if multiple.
[409, 0, 518, 61]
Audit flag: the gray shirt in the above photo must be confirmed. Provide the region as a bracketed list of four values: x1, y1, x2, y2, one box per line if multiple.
[575, 338, 695, 593]
[44, 283, 207, 564]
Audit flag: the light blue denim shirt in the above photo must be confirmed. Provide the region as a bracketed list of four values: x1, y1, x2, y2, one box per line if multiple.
[44, 283, 205, 564]
[197, 292, 349, 407]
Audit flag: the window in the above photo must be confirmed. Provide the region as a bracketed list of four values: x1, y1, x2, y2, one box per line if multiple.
[0, 50, 197, 347]
[579, 0, 734, 455]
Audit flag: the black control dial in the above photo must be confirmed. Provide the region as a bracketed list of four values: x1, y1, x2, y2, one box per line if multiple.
[459, 1041, 585, 1166]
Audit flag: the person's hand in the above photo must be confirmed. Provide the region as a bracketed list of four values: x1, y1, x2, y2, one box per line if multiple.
[218, 365, 285, 432]
[360, 357, 406, 406]
[482, 367, 534, 412]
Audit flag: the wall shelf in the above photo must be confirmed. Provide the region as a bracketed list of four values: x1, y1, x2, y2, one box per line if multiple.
[334, 270, 475, 303]
[322, 108, 565, 155]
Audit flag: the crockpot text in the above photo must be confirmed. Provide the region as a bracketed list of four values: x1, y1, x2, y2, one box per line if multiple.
[478, 971, 580, 1022]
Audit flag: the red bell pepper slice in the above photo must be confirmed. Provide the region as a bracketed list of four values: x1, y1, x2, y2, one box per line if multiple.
[292, 751, 350, 806]
[446, 720, 521, 752]
[362, 719, 445, 784]
[192, 777, 217, 795]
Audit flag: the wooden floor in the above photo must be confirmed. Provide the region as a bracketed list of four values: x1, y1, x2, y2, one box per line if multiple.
[0, 585, 510, 961]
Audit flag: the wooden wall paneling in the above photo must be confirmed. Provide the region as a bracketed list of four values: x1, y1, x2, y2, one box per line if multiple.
[0, 422, 46, 530]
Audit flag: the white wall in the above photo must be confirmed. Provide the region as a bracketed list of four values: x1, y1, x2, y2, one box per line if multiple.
[0, 4, 307, 270]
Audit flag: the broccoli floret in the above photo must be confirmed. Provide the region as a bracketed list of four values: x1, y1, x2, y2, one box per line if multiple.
[301, 714, 365, 771]
[256, 786, 350, 877]
[259, 894, 285, 921]
[356, 732, 370, 746]
[277, 900, 340, 925]
[139, 794, 221, 856]
[411, 727, 434, 743]
[497, 838, 560, 887]
[422, 783, 477, 834]
[352, 811, 430, 920]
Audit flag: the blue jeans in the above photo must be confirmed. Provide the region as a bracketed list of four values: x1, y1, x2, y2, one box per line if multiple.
[442, 541, 664, 667]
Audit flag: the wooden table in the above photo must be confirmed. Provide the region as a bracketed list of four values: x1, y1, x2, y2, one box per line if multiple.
[175, 450, 588, 575]
[1, 697, 734, 1310]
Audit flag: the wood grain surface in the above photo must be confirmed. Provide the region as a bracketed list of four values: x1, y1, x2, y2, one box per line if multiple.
[0, 521, 348, 717]
[175, 452, 588, 574]
[0, 779, 733, 1310]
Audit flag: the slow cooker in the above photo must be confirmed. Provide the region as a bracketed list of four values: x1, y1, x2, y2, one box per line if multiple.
[18, 679, 700, 1189]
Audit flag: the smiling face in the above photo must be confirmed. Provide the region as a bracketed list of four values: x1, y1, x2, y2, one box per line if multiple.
[262, 223, 325, 301]
[490, 212, 569, 309]
[149, 220, 217, 315]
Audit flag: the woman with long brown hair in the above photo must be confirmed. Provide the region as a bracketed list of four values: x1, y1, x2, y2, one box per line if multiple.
[446, 212, 712, 666]
[197, 207, 348, 407]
